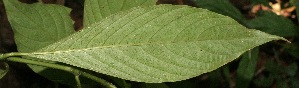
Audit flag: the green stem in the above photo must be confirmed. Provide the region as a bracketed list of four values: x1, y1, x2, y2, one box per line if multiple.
[81, 72, 117, 88]
[0, 52, 29, 60]
[0, 54, 4, 60]
[6, 57, 116, 88]
[75, 75, 82, 88]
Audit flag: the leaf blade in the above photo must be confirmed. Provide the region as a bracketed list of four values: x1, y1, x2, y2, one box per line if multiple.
[236, 48, 259, 88]
[83, 0, 157, 27]
[3, 0, 75, 52]
[245, 11, 297, 37]
[3, 0, 77, 86]
[27, 5, 285, 83]
[0, 62, 9, 79]
[194, 0, 244, 21]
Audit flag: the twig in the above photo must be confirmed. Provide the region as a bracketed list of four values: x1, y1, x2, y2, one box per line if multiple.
[6, 57, 117, 88]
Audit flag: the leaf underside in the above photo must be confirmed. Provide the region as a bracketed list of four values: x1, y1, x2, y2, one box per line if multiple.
[84, 0, 157, 26]
[25, 5, 284, 83]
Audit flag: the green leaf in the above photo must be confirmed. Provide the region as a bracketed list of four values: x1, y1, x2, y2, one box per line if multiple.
[3, 0, 75, 52]
[84, 0, 157, 26]
[0, 62, 9, 79]
[244, 11, 297, 37]
[3, 0, 76, 86]
[25, 5, 284, 83]
[235, 48, 259, 88]
[194, 0, 244, 21]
